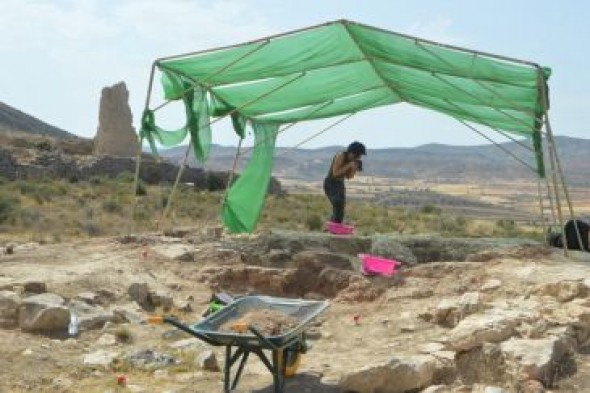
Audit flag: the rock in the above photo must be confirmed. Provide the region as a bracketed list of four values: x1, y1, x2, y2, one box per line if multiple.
[197, 350, 220, 372]
[371, 236, 418, 265]
[418, 343, 446, 354]
[339, 355, 436, 393]
[93, 81, 138, 157]
[112, 305, 145, 324]
[23, 281, 46, 294]
[96, 333, 117, 346]
[128, 283, 151, 310]
[445, 308, 535, 352]
[83, 350, 119, 367]
[500, 336, 574, 385]
[421, 386, 451, 393]
[69, 300, 116, 331]
[460, 292, 483, 314]
[471, 385, 508, 393]
[149, 291, 174, 311]
[168, 338, 204, 350]
[455, 343, 506, 384]
[75, 292, 101, 305]
[534, 280, 587, 303]
[481, 280, 502, 292]
[128, 349, 177, 368]
[520, 379, 545, 393]
[152, 244, 195, 262]
[18, 293, 70, 332]
[0, 290, 21, 327]
[435, 299, 461, 328]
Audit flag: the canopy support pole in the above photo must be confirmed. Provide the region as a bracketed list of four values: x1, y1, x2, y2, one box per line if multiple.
[537, 68, 583, 255]
[131, 62, 157, 234]
[221, 137, 244, 207]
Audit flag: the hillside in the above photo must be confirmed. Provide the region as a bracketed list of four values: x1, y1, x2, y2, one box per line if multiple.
[0, 101, 77, 139]
[161, 136, 590, 186]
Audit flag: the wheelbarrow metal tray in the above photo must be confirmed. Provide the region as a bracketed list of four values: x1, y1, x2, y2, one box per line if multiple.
[191, 296, 329, 349]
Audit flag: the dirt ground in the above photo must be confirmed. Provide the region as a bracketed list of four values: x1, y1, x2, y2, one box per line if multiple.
[1, 236, 590, 393]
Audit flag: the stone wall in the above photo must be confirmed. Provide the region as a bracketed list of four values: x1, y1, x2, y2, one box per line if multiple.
[0, 147, 282, 194]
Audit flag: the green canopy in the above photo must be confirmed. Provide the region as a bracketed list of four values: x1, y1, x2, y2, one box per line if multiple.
[141, 19, 552, 233]
[158, 20, 550, 135]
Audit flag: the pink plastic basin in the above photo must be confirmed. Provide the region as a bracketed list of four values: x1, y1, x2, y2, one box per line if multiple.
[359, 253, 402, 276]
[325, 221, 354, 235]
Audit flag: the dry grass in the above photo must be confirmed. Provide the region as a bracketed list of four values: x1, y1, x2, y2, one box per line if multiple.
[0, 175, 546, 242]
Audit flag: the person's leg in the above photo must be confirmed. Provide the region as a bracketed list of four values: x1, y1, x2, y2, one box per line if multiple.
[332, 181, 345, 223]
[324, 178, 345, 223]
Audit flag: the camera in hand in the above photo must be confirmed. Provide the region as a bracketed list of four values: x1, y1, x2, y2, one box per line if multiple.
[356, 160, 363, 172]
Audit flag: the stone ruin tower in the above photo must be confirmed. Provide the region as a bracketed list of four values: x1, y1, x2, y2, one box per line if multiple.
[93, 82, 138, 157]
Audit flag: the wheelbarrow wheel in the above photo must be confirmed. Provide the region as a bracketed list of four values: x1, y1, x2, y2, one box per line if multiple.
[279, 349, 302, 378]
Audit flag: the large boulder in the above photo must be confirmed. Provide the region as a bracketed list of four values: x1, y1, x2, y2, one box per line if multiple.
[0, 291, 21, 328]
[444, 307, 536, 352]
[18, 293, 70, 332]
[500, 336, 575, 385]
[69, 300, 117, 331]
[371, 236, 417, 265]
[339, 355, 436, 393]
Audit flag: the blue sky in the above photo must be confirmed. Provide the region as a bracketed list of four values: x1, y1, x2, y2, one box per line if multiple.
[1, 0, 588, 148]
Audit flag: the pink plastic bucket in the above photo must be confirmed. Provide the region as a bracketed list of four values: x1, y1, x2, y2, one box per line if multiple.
[325, 221, 354, 235]
[359, 253, 402, 277]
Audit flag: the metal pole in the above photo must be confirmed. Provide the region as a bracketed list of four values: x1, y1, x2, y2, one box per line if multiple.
[158, 72, 307, 229]
[131, 62, 157, 233]
[221, 137, 244, 206]
[346, 20, 540, 68]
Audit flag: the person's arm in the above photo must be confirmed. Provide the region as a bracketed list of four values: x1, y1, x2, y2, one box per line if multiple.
[331, 153, 357, 178]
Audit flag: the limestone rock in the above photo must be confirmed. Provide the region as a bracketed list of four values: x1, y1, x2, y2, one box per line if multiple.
[128, 283, 151, 310]
[75, 292, 101, 305]
[23, 281, 46, 294]
[0, 290, 21, 327]
[445, 308, 535, 351]
[481, 279, 502, 292]
[19, 293, 70, 332]
[371, 236, 418, 265]
[83, 350, 119, 367]
[500, 336, 574, 385]
[533, 280, 587, 303]
[152, 244, 195, 262]
[421, 385, 452, 393]
[69, 300, 116, 331]
[339, 354, 436, 393]
[197, 350, 220, 372]
[93, 81, 138, 157]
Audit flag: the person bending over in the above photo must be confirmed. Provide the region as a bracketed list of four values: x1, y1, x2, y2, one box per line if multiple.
[323, 141, 366, 224]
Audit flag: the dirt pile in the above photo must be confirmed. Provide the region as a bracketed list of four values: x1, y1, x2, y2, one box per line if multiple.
[218, 309, 299, 336]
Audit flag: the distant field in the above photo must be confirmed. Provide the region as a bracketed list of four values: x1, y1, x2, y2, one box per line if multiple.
[280, 175, 590, 226]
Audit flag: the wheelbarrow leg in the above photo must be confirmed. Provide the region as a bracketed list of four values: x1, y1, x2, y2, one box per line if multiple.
[231, 350, 250, 391]
[224, 345, 232, 393]
[272, 349, 285, 393]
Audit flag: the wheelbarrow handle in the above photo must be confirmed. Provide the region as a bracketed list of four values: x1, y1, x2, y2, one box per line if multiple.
[163, 316, 218, 346]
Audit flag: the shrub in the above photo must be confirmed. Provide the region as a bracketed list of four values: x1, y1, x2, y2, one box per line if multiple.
[135, 181, 147, 196]
[102, 200, 122, 213]
[420, 204, 442, 215]
[0, 195, 20, 224]
[306, 213, 324, 231]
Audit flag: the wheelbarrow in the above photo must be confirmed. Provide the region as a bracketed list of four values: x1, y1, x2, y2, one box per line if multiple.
[150, 295, 330, 393]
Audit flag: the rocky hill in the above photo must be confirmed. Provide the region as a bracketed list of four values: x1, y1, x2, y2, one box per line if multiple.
[0, 102, 77, 139]
[161, 136, 590, 186]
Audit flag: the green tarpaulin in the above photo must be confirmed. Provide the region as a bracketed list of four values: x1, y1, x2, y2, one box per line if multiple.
[141, 19, 551, 233]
